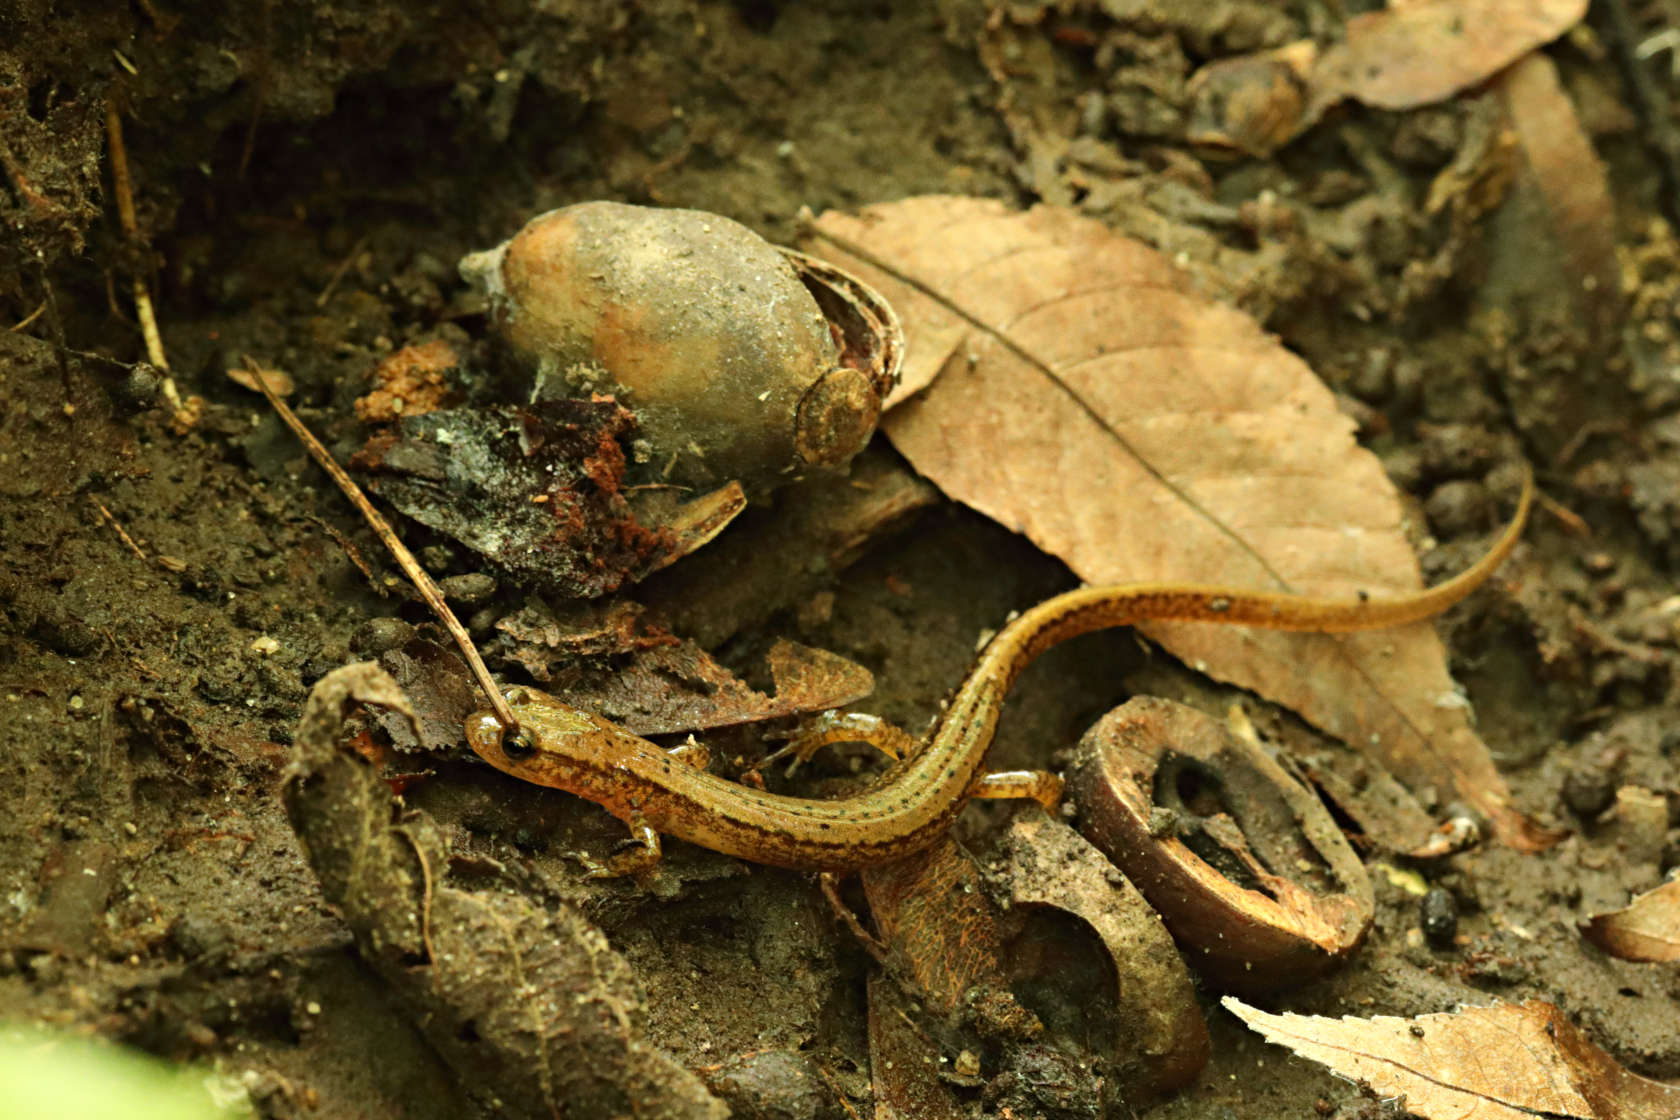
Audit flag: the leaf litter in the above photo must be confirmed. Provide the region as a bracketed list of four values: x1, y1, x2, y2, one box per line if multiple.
[1186, 0, 1591, 156]
[807, 195, 1552, 851]
[374, 625, 874, 750]
[352, 398, 745, 599]
[1312, 0, 1589, 112]
[1225, 997, 1680, 1120]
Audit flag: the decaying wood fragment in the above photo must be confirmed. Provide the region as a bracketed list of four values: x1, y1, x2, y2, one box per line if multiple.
[858, 816, 1208, 1104]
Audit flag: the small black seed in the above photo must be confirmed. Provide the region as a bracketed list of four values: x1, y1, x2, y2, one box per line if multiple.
[1421, 887, 1458, 948]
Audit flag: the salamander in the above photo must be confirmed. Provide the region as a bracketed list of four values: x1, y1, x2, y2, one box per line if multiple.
[465, 474, 1531, 873]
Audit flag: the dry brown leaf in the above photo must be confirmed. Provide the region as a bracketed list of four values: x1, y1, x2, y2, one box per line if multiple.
[866, 973, 966, 1120]
[1313, 0, 1589, 111]
[807, 195, 1547, 851]
[227, 358, 294, 396]
[380, 629, 871, 746]
[1225, 997, 1680, 1120]
[1582, 879, 1680, 963]
[549, 637, 873, 736]
[1499, 53, 1621, 341]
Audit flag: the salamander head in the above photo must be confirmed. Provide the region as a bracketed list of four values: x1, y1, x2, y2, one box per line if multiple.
[464, 686, 602, 767]
[464, 687, 545, 765]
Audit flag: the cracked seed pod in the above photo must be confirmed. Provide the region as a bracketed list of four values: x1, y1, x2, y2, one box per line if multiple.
[460, 202, 900, 493]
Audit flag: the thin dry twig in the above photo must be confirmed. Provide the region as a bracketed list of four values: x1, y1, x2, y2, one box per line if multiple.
[308, 515, 385, 593]
[90, 495, 148, 560]
[247, 365, 519, 734]
[8, 300, 47, 332]
[105, 102, 190, 425]
[396, 825, 439, 966]
[1536, 488, 1592, 539]
[317, 234, 369, 308]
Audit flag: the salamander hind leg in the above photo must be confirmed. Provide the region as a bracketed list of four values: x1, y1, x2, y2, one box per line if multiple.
[667, 738, 711, 770]
[967, 769, 1065, 811]
[760, 711, 919, 774]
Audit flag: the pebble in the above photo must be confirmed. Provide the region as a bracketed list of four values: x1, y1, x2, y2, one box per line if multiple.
[439, 572, 497, 605]
[1561, 759, 1618, 819]
[1417, 423, 1497, 479]
[349, 616, 415, 656]
[1424, 479, 1491, 537]
[112, 363, 162, 412]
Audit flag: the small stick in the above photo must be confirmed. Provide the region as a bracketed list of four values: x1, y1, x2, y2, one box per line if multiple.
[247, 365, 519, 735]
[316, 234, 369, 308]
[90, 496, 148, 560]
[8, 300, 46, 332]
[309, 515, 385, 594]
[105, 102, 188, 422]
[1535, 489, 1591, 540]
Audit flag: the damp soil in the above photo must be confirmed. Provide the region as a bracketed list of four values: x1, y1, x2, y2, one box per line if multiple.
[2, 2, 1678, 1117]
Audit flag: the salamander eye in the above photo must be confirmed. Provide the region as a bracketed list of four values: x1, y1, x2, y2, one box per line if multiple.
[503, 727, 537, 759]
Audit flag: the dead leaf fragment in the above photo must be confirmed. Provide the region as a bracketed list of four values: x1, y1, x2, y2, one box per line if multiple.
[374, 638, 481, 754]
[807, 195, 1546, 851]
[861, 836, 1017, 1020]
[1313, 0, 1589, 111]
[645, 481, 748, 573]
[1499, 53, 1622, 341]
[227, 358, 294, 396]
[354, 399, 687, 598]
[546, 637, 873, 737]
[1582, 879, 1680, 963]
[866, 973, 967, 1120]
[1225, 997, 1680, 1120]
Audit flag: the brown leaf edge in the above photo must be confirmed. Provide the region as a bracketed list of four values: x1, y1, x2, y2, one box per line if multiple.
[1581, 878, 1680, 963]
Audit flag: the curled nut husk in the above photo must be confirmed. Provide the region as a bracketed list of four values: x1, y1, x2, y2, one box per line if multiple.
[460, 202, 900, 492]
[1066, 697, 1373, 994]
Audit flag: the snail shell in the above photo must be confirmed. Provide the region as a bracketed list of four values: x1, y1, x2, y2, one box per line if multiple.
[461, 201, 895, 492]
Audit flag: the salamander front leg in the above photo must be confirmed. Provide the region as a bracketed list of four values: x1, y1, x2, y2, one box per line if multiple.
[571, 818, 664, 879]
[570, 741, 703, 878]
[966, 769, 1065, 811]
